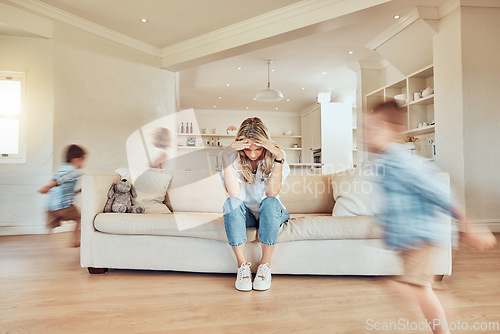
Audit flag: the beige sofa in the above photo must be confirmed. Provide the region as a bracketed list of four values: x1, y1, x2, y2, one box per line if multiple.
[80, 169, 452, 276]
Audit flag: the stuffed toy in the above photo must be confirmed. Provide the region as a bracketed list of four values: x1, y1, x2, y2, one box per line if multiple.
[104, 179, 144, 213]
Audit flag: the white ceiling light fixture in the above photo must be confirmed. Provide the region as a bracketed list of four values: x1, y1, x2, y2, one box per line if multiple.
[254, 60, 283, 102]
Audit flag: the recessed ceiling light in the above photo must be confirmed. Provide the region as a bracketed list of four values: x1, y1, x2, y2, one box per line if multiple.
[394, 15, 400, 19]
[218, 96, 222, 99]
[246, 106, 249, 109]
[301, 87, 305, 90]
[271, 69, 275, 72]
[237, 67, 242, 70]
[213, 105, 216, 108]
[287, 99, 290, 102]
[275, 107, 279, 110]
[321, 72, 327, 75]
[141, 18, 148, 23]
[226, 83, 230, 87]
[348, 51, 354, 55]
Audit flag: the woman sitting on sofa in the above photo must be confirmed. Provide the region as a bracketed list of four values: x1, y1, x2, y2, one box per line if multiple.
[221, 117, 290, 292]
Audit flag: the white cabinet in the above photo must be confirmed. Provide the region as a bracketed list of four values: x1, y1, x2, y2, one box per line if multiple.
[311, 106, 322, 150]
[300, 102, 353, 173]
[366, 65, 436, 159]
[300, 104, 320, 164]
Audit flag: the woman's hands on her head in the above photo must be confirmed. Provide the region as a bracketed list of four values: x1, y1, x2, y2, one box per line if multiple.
[222, 139, 250, 157]
[255, 141, 283, 160]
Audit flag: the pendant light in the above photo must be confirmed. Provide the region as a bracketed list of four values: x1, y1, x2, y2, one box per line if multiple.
[254, 60, 283, 102]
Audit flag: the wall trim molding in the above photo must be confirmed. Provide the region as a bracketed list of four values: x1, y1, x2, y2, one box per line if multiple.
[439, 0, 460, 18]
[365, 7, 420, 51]
[5, 0, 161, 57]
[440, 0, 500, 19]
[193, 109, 300, 117]
[161, 0, 391, 70]
[298, 103, 320, 117]
[0, 1, 53, 38]
[457, 219, 500, 233]
[461, 0, 500, 8]
[365, 6, 439, 51]
[0, 225, 45, 236]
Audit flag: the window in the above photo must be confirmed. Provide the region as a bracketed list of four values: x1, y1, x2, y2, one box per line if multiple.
[0, 72, 26, 163]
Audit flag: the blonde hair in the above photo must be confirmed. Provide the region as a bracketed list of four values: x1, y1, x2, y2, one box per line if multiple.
[235, 117, 277, 184]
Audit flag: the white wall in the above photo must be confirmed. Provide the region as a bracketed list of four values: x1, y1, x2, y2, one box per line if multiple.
[461, 7, 500, 222]
[433, 8, 466, 211]
[0, 35, 54, 235]
[0, 18, 176, 235]
[381, 63, 404, 88]
[52, 22, 175, 175]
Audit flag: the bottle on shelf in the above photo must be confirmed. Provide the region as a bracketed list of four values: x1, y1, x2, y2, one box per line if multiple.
[217, 138, 221, 147]
[180, 122, 184, 133]
[190, 122, 193, 133]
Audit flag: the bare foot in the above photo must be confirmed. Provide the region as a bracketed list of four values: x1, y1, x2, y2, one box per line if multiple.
[460, 226, 497, 251]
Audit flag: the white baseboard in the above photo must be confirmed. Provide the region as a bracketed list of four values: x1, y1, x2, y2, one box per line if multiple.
[0, 225, 46, 235]
[455, 219, 500, 233]
[0, 221, 76, 236]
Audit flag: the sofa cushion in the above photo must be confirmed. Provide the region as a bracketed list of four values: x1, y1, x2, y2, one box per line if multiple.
[164, 170, 227, 213]
[135, 191, 171, 214]
[331, 163, 381, 216]
[115, 168, 172, 214]
[94, 212, 382, 244]
[94, 212, 257, 242]
[280, 174, 334, 214]
[278, 215, 383, 242]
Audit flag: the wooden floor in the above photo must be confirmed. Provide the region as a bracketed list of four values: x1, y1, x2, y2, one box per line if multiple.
[1, 233, 499, 334]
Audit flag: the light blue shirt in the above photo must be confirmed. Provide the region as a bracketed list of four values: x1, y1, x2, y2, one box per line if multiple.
[47, 163, 82, 211]
[374, 143, 456, 250]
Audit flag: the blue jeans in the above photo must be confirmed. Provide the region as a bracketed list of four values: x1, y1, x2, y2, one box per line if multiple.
[223, 196, 290, 247]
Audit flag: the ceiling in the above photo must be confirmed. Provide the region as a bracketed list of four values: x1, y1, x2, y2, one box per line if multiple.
[5, 0, 450, 113]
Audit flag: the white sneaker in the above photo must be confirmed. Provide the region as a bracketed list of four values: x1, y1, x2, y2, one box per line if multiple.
[253, 263, 271, 291]
[235, 262, 252, 291]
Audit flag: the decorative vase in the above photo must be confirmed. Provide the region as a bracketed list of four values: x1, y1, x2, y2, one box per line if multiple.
[405, 142, 416, 155]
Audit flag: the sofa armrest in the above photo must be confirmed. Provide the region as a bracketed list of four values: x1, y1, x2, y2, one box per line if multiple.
[80, 174, 119, 267]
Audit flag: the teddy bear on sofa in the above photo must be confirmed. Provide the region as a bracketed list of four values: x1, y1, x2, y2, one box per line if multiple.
[104, 179, 144, 214]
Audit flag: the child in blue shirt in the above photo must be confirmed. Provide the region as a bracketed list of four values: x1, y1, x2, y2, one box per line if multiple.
[365, 100, 496, 334]
[39, 144, 86, 247]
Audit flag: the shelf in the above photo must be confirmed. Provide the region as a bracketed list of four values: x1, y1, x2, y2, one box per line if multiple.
[177, 133, 301, 139]
[403, 125, 435, 136]
[177, 133, 234, 137]
[176, 146, 222, 150]
[273, 135, 301, 138]
[176, 146, 303, 151]
[289, 163, 323, 167]
[409, 94, 434, 106]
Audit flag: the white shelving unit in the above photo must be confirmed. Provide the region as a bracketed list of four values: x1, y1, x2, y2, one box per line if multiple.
[366, 65, 436, 160]
[175, 132, 303, 164]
